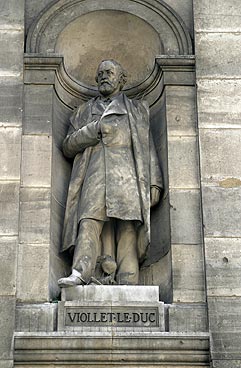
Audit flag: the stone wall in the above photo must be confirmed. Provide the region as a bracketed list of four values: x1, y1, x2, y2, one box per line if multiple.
[0, 1, 24, 367]
[194, 1, 241, 367]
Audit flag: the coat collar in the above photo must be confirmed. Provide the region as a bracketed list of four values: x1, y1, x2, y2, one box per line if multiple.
[92, 93, 127, 117]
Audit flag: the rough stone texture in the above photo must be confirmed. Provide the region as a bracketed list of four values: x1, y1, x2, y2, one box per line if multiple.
[197, 79, 241, 128]
[169, 189, 202, 244]
[213, 361, 241, 368]
[0, 182, 19, 236]
[205, 238, 241, 297]
[166, 86, 197, 135]
[0, 30, 23, 74]
[168, 304, 208, 332]
[21, 135, 52, 187]
[168, 136, 199, 188]
[0, 237, 17, 296]
[196, 33, 241, 79]
[202, 186, 241, 238]
[24, 85, 53, 135]
[20, 188, 51, 244]
[172, 244, 205, 303]
[0, 0, 24, 28]
[0, 297, 15, 361]
[199, 129, 241, 184]
[15, 303, 57, 332]
[17, 244, 49, 302]
[194, 0, 241, 32]
[0, 78, 23, 126]
[0, 127, 21, 179]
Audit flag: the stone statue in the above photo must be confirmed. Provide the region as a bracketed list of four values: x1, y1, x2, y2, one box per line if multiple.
[58, 59, 163, 287]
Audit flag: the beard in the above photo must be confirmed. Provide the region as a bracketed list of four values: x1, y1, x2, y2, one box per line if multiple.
[99, 81, 117, 96]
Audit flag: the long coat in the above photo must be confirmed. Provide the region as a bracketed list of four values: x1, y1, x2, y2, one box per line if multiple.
[61, 93, 163, 264]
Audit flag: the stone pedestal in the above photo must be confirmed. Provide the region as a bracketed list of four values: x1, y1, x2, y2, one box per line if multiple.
[58, 285, 165, 332]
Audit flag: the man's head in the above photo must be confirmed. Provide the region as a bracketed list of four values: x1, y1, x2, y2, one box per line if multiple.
[95, 59, 127, 97]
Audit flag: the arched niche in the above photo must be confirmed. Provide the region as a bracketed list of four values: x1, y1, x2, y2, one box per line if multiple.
[24, 0, 195, 303]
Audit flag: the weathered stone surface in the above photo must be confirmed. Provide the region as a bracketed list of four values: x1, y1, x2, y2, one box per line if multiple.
[21, 135, 52, 187]
[169, 303, 208, 332]
[166, 86, 197, 135]
[62, 285, 159, 302]
[0, 78, 22, 126]
[168, 136, 199, 188]
[202, 186, 241, 237]
[197, 79, 241, 128]
[0, 30, 23, 74]
[196, 33, 241, 78]
[0, 127, 21, 179]
[194, 0, 241, 32]
[0, 182, 19, 235]
[199, 129, 241, 185]
[164, 0, 194, 37]
[20, 187, 50, 244]
[0, 360, 13, 368]
[0, 297, 15, 360]
[169, 189, 202, 244]
[208, 297, 241, 359]
[0, 236, 17, 296]
[17, 244, 49, 302]
[0, 0, 24, 28]
[205, 238, 241, 297]
[213, 360, 241, 368]
[172, 244, 205, 303]
[15, 304, 57, 332]
[24, 85, 53, 134]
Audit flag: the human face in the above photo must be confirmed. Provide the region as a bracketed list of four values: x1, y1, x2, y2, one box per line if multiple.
[97, 61, 122, 97]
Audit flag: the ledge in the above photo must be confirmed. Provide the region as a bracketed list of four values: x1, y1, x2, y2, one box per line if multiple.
[14, 332, 210, 365]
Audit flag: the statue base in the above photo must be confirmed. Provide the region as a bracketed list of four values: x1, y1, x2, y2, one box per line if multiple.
[58, 285, 165, 331]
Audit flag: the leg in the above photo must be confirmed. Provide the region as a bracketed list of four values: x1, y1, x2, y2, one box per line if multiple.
[116, 220, 139, 285]
[58, 219, 104, 287]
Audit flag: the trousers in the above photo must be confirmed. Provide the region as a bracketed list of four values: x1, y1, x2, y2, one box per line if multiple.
[72, 218, 139, 284]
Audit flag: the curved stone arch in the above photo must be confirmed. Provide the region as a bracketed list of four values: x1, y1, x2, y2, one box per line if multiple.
[26, 0, 193, 55]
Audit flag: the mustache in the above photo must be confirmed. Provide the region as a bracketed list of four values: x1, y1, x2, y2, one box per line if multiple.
[100, 80, 113, 86]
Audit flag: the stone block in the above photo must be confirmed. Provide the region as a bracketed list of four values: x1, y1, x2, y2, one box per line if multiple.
[0, 297, 15, 360]
[208, 297, 241, 333]
[166, 86, 197, 135]
[169, 189, 202, 244]
[0, 78, 22, 126]
[205, 238, 241, 297]
[164, 0, 194, 37]
[196, 33, 241, 78]
[17, 244, 49, 302]
[0, 127, 21, 179]
[0, 31, 23, 74]
[20, 187, 51, 244]
[213, 360, 241, 368]
[197, 79, 241, 128]
[24, 85, 53, 134]
[15, 303, 57, 332]
[172, 244, 205, 303]
[168, 303, 208, 332]
[194, 0, 241, 32]
[25, 0, 51, 34]
[168, 136, 199, 189]
[202, 186, 241, 237]
[200, 129, 241, 185]
[0, 0, 24, 28]
[0, 182, 19, 236]
[208, 297, 241, 359]
[21, 135, 52, 187]
[0, 236, 17, 295]
[0, 361, 13, 368]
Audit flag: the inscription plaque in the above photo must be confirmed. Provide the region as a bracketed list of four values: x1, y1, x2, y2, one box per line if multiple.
[65, 307, 159, 327]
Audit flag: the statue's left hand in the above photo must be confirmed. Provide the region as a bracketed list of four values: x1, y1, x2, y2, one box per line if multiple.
[151, 186, 161, 207]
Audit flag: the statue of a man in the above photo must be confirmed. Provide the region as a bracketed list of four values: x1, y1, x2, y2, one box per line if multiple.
[58, 59, 163, 287]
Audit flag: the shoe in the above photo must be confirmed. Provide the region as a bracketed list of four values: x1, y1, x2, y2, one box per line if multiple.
[58, 271, 86, 288]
